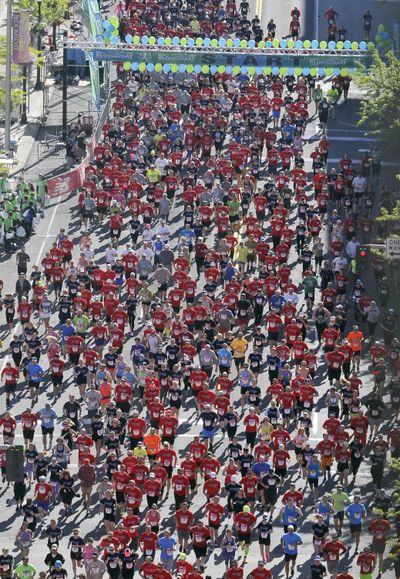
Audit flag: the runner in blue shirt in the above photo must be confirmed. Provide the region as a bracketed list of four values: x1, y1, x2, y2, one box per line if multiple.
[27, 357, 44, 403]
[217, 346, 233, 373]
[281, 525, 303, 578]
[345, 495, 366, 553]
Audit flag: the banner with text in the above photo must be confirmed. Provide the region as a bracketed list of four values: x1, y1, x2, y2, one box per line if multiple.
[12, 12, 30, 65]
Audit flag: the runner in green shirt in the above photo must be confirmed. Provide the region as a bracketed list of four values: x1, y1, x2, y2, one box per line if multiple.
[331, 484, 350, 536]
[15, 559, 36, 579]
[73, 313, 90, 336]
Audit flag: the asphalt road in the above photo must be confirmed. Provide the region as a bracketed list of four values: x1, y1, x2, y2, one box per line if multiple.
[0, 1, 399, 579]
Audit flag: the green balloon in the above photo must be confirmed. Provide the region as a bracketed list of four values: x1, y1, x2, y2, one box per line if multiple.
[287, 40, 295, 48]
[248, 66, 256, 76]
[310, 68, 317, 76]
[133, 35, 140, 45]
[123, 61, 131, 71]
[258, 41, 265, 48]
[351, 42, 358, 50]
[320, 41, 327, 49]
[326, 67, 333, 76]
[138, 62, 146, 72]
[170, 64, 178, 73]
[240, 40, 248, 48]
[367, 42, 375, 50]
[164, 37, 172, 46]
[378, 24, 385, 33]
[264, 66, 272, 74]
[295, 67, 302, 76]
[217, 65, 225, 73]
[233, 66, 241, 75]
[148, 36, 156, 45]
[336, 41, 344, 49]
[195, 37, 203, 46]
[202, 65, 210, 74]
[272, 39, 279, 48]
[226, 39, 233, 47]
[186, 64, 194, 73]
[303, 40, 311, 48]
[180, 38, 187, 46]
[280, 67, 288, 75]
[154, 63, 162, 72]
[211, 39, 218, 47]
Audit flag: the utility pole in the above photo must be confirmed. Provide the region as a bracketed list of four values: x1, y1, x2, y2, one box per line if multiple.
[62, 30, 68, 137]
[20, 64, 28, 124]
[34, 0, 43, 90]
[5, 0, 13, 153]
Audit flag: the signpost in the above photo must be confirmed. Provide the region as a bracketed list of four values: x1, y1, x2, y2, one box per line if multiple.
[387, 237, 400, 259]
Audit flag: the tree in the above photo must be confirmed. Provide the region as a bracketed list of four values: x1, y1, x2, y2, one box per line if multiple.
[14, 0, 70, 49]
[355, 49, 400, 151]
[0, 36, 26, 119]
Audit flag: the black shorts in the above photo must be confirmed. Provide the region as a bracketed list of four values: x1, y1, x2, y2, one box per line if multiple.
[164, 465, 173, 479]
[285, 553, 297, 561]
[23, 429, 35, 441]
[259, 536, 271, 546]
[70, 552, 83, 561]
[5, 384, 16, 394]
[158, 283, 168, 293]
[193, 545, 207, 559]
[234, 357, 245, 368]
[333, 511, 344, 521]
[275, 468, 287, 478]
[350, 523, 362, 534]
[41, 426, 54, 435]
[237, 532, 251, 544]
[308, 477, 319, 489]
[337, 462, 349, 473]
[328, 367, 341, 381]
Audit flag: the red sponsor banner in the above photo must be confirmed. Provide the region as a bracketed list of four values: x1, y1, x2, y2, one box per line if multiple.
[47, 157, 89, 199]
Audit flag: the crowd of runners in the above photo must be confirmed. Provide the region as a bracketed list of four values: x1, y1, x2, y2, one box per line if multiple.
[0, 1, 399, 579]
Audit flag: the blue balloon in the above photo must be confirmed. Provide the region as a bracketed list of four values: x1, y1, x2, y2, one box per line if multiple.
[194, 64, 202, 73]
[295, 40, 303, 48]
[311, 40, 319, 48]
[172, 36, 180, 45]
[272, 66, 279, 75]
[141, 35, 149, 45]
[203, 38, 211, 47]
[226, 65, 233, 74]
[328, 41, 336, 49]
[280, 39, 287, 48]
[382, 31, 390, 40]
[265, 41, 272, 48]
[218, 38, 226, 47]
[256, 67, 264, 75]
[178, 64, 186, 73]
[248, 39, 255, 48]
[333, 68, 340, 75]
[210, 65, 218, 74]
[318, 68, 325, 76]
[188, 38, 195, 47]
[125, 34, 132, 44]
[157, 37, 164, 46]
[163, 64, 171, 73]
[303, 67, 310, 76]
[241, 66, 248, 74]
[103, 20, 110, 30]
[344, 40, 351, 49]
[130, 62, 138, 71]
[146, 63, 155, 72]
[104, 31, 111, 39]
[233, 38, 241, 47]
[288, 68, 294, 75]
[111, 36, 119, 45]
[359, 41, 367, 50]
[95, 34, 104, 43]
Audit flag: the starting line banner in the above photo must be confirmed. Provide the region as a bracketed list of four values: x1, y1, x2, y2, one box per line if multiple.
[90, 47, 369, 70]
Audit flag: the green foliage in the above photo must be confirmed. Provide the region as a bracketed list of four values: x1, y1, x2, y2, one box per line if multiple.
[0, 36, 28, 117]
[355, 49, 400, 151]
[13, 0, 70, 26]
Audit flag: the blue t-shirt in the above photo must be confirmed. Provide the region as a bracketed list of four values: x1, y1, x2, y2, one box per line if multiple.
[158, 536, 176, 560]
[252, 461, 271, 478]
[308, 460, 321, 479]
[346, 503, 366, 525]
[282, 506, 300, 526]
[27, 362, 44, 383]
[39, 407, 58, 428]
[281, 532, 302, 554]
[218, 348, 233, 367]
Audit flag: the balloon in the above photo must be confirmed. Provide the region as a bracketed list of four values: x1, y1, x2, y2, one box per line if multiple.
[218, 38, 226, 47]
[125, 34, 132, 43]
[382, 31, 389, 40]
[351, 42, 359, 49]
[287, 40, 295, 48]
[272, 39, 279, 48]
[326, 67, 333, 76]
[258, 41, 265, 48]
[378, 24, 385, 33]
[344, 40, 351, 49]
[146, 63, 155, 72]
[248, 40, 255, 48]
[138, 63, 146, 72]
[186, 64, 194, 73]
[280, 39, 287, 48]
[123, 62, 130, 71]
[133, 35, 140, 45]
[272, 66, 279, 75]
[109, 16, 118, 27]
[179, 38, 187, 46]
[178, 64, 186, 73]
[336, 41, 344, 49]
[263, 66, 272, 74]
[211, 39, 218, 47]
[318, 68, 325, 76]
[172, 36, 180, 46]
[328, 41, 336, 49]
[217, 65, 225, 74]
[210, 65, 218, 74]
[103, 20, 110, 30]
[203, 38, 211, 47]
[95, 34, 104, 43]
[163, 64, 171, 73]
[303, 67, 310, 76]
[187, 38, 194, 47]
[333, 68, 340, 75]
[226, 65, 232, 74]
[170, 64, 178, 73]
[141, 35, 149, 45]
[149, 36, 156, 45]
[130, 62, 138, 71]
[111, 29, 119, 36]
[295, 40, 303, 48]
[341, 68, 349, 76]
[104, 36, 110, 44]
[201, 65, 210, 74]
[157, 37, 164, 46]
[287, 68, 294, 76]
[295, 67, 302, 76]
[233, 66, 241, 75]
[164, 37, 172, 46]
[265, 41, 272, 48]
[375, 34, 382, 43]
[234, 38, 241, 47]
[248, 66, 256, 76]
[240, 40, 248, 48]
[226, 39, 234, 47]
[154, 63, 162, 72]
[256, 67, 263, 75]
[320, 41, 327, 49]
[241, 66, 248, 74]
[194, 64, 202, 73]
[359, 41, 367, 50]
[303, 40, 311, 48]
[195, 37, 203, 47]
[111, 36, 119, 44]
[310, 67, 317, 76]
[311, 40, 319, 49]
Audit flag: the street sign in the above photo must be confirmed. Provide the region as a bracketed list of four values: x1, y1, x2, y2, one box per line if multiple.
[387, 237, 400, 259]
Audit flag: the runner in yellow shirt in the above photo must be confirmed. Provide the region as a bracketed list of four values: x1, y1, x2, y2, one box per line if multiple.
[230, 332, 248, 373]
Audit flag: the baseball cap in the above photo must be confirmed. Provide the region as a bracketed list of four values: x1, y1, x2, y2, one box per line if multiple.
[55, 561, 62, 568]
[314, 556, 321, 561]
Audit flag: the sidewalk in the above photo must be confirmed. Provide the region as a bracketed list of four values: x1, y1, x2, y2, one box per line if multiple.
[0, 1, 95, 183]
